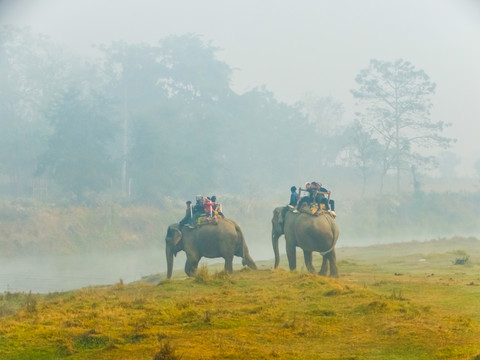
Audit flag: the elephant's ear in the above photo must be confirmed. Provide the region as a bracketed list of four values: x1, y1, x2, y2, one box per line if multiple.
[173, 227, 183, 246]
[273, 207, 282, 222]
[167, 225, 183, 246]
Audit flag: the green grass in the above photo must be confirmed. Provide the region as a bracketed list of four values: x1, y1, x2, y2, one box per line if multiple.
[1, 237, 480, 359]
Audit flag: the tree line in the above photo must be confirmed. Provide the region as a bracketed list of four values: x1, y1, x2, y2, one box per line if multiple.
[0, 26, 455, 206]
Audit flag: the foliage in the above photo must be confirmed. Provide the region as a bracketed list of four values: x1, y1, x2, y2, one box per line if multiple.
[1, 237, 480, 359]
[351, 59, 455, 192]
[0, 202, 168, 256]
[37, 86, 119, 202]
[340, 191, 480, 240]
[0, 27, 472, 205]
[343, 121, 383, 196]
[0, 26, 67, 197]
[0, 189, 479, 257]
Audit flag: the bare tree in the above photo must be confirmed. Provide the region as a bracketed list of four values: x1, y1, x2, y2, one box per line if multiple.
[351, 59, 454, 193]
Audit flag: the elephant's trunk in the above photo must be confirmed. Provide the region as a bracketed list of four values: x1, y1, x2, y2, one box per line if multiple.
[166, 244, 174, 279]
[272, 230, 281, 269]
[165, 225, 182, 279]
[271, 207, 285, 269]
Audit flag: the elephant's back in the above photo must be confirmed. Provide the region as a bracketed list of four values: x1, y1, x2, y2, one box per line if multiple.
[193, 218, 237, 240]
[288, 212, 337, 251]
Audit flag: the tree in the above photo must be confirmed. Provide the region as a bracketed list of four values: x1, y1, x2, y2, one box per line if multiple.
[437, 151, 460, 179]
[344, 121, 383, 196]
[302, 94, 345, 167]
[0, 26, 69, 197]
[99, 35, 236, 202]
[37, 86, 118, 202]
[351, 59, 454, 193]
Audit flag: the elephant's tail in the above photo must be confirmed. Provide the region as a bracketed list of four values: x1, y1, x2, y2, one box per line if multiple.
[234, 222, 257, 270]
[319, 216, 339, 256]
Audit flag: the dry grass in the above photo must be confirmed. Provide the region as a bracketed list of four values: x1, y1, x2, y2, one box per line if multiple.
[1, 237, 480, 359]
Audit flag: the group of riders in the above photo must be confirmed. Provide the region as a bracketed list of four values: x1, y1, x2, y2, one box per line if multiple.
[276, 181, 336, 226]
[290, 181, 335, 215]
[177, 181, 335, 228]
[179, 195, 224, 228]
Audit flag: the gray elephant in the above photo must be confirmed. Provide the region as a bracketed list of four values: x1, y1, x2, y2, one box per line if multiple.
[165, 217, 257, 279]
[272, 206, 339, 277]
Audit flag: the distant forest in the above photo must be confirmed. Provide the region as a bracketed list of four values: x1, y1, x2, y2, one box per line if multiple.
[1, 26, 478, 207]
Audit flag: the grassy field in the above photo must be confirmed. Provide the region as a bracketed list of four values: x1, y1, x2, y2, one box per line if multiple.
[1, 236, 479, 359]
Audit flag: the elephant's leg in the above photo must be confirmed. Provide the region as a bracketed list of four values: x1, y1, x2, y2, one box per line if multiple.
[327, 250, 339, 278]
[224, 255, 234, 274]
[319, 255, 329, 276]
[286, 242, 297, 271]
[185, 255, 200, 277]
[303, 250, 315, 273]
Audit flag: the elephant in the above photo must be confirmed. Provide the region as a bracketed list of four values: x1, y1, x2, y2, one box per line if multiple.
[272, 206, 339, 277]
[165, 217, 257, 279]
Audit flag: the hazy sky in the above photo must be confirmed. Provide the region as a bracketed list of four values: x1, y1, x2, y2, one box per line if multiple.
[2, 0, 480, 176]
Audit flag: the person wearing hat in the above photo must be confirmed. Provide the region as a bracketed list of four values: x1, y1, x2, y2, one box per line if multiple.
[179, 200, 193, 227]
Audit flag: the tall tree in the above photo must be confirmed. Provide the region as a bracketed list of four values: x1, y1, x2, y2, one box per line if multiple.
[100, 35, 235, 202]
[344, 121, 383, 196]
[351, 59, 454, 193]
[0, 26, 68, 197]
[302, 94, 345, 167]
[99, 41, 167, 197]
[37, 86, 118, 202]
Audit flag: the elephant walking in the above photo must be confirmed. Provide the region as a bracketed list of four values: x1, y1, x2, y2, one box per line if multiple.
[165, 217, 257, 279]
[272, 206, 339, 277]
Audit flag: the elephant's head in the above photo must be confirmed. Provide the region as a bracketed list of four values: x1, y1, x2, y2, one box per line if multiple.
[165, 224, 184, 279]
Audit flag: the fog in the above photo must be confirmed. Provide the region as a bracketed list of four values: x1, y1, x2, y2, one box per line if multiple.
[2, 0, 480, 175]
[1, 0, 480, 293]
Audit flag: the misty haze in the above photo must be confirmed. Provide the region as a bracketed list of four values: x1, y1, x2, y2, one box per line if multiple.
[0, 1, 479, 296]
[1, 1, 480, 359]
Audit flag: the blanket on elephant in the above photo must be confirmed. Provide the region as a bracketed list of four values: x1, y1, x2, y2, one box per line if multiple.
[196, 215, 219, 226]
[297, 204, 335, 218]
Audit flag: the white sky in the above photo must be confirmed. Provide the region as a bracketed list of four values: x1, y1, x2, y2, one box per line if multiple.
[2, 0, 480, 177]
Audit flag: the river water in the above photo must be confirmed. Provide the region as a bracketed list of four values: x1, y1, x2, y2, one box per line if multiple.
[0, 246, 259, 293]
[0, 247, 180, 293]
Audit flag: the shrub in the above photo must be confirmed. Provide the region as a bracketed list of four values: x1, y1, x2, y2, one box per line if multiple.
[194, 265, 210, 284]
[153, 341, 182, 360]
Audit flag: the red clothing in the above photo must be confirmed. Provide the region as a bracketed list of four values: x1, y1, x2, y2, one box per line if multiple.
[203, 198, 214, 215]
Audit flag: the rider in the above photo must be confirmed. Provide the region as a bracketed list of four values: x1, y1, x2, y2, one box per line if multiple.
[211, 195, 224, 217]
[204, 197, 214, 217]
[296, 182, 314, 210]
[289, 186, 298, 207]
[313, 182, 335, 213]
[179, 200, 193, 227]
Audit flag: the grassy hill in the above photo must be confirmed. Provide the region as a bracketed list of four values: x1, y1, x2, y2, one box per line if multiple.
[1, 237, 479, 359]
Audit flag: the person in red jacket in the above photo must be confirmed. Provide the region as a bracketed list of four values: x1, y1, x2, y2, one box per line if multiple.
[204, 197, 214, 217]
